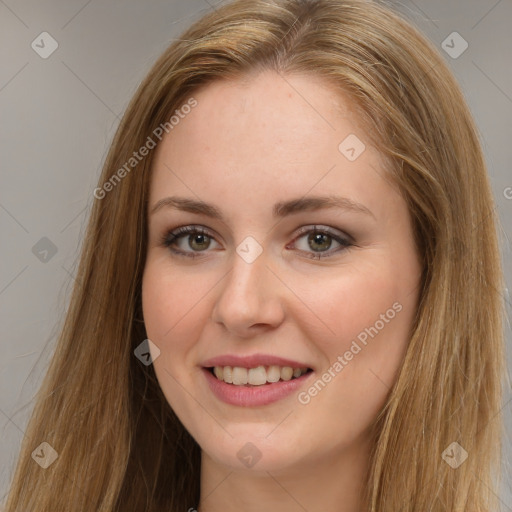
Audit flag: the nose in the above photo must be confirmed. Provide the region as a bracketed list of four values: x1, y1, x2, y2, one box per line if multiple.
[210, 247, 285, 337]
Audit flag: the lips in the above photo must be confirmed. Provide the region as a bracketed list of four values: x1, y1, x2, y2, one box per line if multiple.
[202, 366, 314, 406]
[200, 353, 315, 406]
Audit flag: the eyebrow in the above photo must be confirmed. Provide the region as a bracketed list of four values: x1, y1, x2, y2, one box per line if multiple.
[150, 195, 375, 220]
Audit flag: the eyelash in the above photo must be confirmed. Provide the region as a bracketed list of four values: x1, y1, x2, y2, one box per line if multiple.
[160, 224, 354, 260]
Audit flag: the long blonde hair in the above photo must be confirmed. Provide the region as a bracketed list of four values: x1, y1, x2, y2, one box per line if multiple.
[5, 0, 505, 510]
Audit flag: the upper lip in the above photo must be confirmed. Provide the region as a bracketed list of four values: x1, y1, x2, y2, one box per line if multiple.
[201, 353, 313, 370]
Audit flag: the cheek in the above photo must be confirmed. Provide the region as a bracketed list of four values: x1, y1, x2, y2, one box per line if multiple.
[296, 260, 418, 427]
[296, 261, 410, 353]
[141, 260, 210, 414]
[141, 262, 195, 398]
[141, 258, 225, 406]
[141, 260, 211, 345]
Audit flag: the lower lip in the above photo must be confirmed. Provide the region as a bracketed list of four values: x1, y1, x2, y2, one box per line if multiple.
[201, 367, 314, 407]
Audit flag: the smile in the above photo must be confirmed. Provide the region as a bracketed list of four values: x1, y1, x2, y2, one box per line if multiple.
[202, 366, 314, 406]
[210, 365, 310, 386]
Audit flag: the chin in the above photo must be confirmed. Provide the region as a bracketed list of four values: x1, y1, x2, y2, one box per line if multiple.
[197, 427, 308, 473]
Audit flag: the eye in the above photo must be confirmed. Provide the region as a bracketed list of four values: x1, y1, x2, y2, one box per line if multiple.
[161, 225, 218, 258]
[161, 224, 353, 260]
[287, 225, 353, 259]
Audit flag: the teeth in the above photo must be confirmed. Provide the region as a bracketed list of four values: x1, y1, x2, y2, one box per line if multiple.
[248, 366, 267, 385]
[223, 366, 233, 384]
[281, 367, 293, 381]
[211, 365, 309, 386]
[267, 365, 281, 383]
[232, 366, 248, 385]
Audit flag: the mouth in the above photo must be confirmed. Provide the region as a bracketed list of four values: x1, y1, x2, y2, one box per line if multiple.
[201, 365, 315, 406]
[199, 354, 316, 406]
[204, 365, 314, 386]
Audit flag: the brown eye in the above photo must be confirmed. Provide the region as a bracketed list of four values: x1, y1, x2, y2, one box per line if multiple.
[290, 226, 353, 260]
[307, 231, 333, 252]
[162, 226, 219, 259]
[162, 224, 353, 260]
[187, 233, 211, 251]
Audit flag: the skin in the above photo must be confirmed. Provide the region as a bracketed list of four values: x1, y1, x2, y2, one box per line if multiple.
[142, 70, 422, 512]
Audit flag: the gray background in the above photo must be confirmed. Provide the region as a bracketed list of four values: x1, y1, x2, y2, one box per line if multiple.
[1, 0, 511, 508]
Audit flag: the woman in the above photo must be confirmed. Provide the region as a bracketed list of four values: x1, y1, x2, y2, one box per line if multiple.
[4, 0, 506, 510]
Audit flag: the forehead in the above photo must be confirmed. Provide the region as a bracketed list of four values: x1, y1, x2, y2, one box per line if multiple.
[149, 71, 393, 218]
[168, 70, 362, 152]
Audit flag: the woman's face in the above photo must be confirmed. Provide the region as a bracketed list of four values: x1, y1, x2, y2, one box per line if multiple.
[142, 71, 422, 473]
